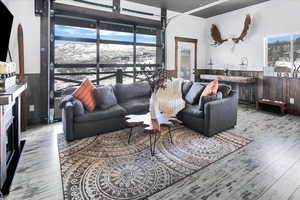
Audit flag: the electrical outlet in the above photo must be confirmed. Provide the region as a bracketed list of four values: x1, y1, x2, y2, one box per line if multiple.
[29, 105, 35, 112]
[290, 98, 295, 104]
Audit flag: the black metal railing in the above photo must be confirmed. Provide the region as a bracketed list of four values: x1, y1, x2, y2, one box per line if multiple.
[53, 66, 159, 97]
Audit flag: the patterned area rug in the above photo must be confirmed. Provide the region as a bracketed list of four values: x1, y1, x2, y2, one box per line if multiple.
[58, 126, 252, 200]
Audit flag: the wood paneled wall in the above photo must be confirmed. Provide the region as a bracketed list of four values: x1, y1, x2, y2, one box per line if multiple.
[25, 74, 45, 125]
[263, 77, 300, 115]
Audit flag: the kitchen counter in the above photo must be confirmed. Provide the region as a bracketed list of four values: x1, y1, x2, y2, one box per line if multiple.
[199, 74, 257, 84]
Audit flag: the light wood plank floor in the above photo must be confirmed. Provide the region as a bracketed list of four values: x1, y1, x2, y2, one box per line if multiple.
[5, 105, 300, 200]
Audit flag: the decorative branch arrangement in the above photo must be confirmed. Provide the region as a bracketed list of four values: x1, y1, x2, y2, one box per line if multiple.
[139, 67, 172, 93]
[211, 14, 252, 46]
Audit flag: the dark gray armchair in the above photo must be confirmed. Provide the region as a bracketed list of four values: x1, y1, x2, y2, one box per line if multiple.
[177, 81, 238, 137]
[203, 91, 238, 136]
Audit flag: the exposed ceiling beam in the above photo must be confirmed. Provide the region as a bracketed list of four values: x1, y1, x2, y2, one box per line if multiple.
[53, 2, 162, 28]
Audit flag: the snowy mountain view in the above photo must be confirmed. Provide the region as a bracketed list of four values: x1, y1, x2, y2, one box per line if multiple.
[54, 25, 157, 90]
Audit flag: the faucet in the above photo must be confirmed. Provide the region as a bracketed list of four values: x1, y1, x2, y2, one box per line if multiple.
[240, 57, 248, 67]
[224, 64, 232, 76]
[224, 69, 230, 76]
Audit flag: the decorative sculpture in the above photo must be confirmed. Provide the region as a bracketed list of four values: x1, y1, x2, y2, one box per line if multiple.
[211, 24, 228, 46]
[210, 14, 252, 46]
[232, 14, 252, 44]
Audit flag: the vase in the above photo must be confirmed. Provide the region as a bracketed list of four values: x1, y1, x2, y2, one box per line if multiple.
[149, 92, 159, 119]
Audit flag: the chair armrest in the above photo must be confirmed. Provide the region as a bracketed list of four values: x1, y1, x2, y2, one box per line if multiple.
[59, 95, 74, 109]
[62, 101, 75, 141]
[203, 91, 238, 136]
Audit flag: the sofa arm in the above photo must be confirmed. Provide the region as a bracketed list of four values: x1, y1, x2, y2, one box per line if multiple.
[203, 91, 238, 136]
[62, 101, 75, 141]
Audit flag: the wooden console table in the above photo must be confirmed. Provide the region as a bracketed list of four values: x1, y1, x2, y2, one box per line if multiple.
[0, 84, 27, 194]
[199, 74, 257, 84]
[256, 99, 287, 115]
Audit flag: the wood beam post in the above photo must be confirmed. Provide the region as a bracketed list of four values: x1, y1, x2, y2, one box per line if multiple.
[133, 25, 137, 82]
[96, 21, 100, 85]
[161, 8, 167, 68]
[49, 1, 55, 123]
[40, 0, 50, 123]
[113, 0, 121, 13]
[116, 69, 123, 83]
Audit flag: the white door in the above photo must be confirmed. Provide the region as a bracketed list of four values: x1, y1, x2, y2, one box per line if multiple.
[176, 41, 196, 81]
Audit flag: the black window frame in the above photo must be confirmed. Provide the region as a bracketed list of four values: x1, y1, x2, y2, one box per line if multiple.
[53, 16, 162, 94]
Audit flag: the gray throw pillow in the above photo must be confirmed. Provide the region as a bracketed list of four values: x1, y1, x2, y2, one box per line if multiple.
[218, 84, 232, 97]
[94, 86, 118, 110]
[184, 83, 205, 105]
[73, 98, 85, 116]
[182, 81, 193, 98]
[199, 92, 223, 111]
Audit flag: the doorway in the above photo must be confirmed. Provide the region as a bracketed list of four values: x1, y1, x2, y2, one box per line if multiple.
[175, 37, 197, 81]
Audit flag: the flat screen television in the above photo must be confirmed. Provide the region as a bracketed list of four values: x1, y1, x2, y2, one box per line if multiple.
[0, 1, 14, 62]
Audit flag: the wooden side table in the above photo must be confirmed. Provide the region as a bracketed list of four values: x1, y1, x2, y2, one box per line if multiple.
[125, 112, 182, 156]
[256, 99, 287, 115]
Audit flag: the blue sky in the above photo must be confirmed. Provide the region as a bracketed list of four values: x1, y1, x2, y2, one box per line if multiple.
[268, 35, 290, 44]
[294, 34, 300, 40]
[55, 25, 156, 44]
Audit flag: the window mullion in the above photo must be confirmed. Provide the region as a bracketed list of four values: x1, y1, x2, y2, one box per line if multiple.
[133, 25, 137, 83]
[96, 20, 100, 85]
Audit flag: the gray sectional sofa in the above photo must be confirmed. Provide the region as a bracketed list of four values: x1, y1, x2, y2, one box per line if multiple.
[60, 81, 238, 141]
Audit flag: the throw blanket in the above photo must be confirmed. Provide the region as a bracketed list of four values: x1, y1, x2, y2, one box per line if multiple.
[156, 78, 185, 116]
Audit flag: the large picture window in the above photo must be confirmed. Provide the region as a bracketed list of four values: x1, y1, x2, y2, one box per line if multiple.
[52, 16, 162, 119]
[293, 34, 300, 65]
[100, 30, 134, 42]
[55, 41, 97, 64]
[55, 25, 97, 39]
[266, 33, 300, 68]
[100, 44, 134, 64]
[54, 18, 160, 90]
[136, 46, 156, 64]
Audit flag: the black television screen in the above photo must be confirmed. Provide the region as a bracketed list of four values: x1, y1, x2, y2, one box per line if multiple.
[0, 1, 13, 62]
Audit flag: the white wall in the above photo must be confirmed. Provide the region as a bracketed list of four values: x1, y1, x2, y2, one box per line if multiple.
[204, 0, 300, 71]
[166, 11, 207, 70]
[6, 0, 41, 74]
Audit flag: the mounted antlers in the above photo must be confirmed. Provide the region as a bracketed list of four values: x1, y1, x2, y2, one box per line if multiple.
[210, 14, 252, 46]
[232, 14, 251, 44]
[211, 24, 228, 46]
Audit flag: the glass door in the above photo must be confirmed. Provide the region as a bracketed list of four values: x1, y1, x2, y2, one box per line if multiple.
[175, 37, 197, 81]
